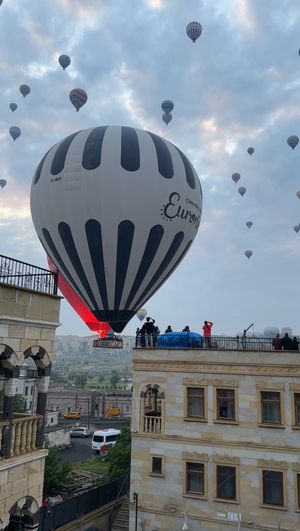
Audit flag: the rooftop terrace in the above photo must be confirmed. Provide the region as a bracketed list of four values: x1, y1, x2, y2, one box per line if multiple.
[0, 254, 57, 296]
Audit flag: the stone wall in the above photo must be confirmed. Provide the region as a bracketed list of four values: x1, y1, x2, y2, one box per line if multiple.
[45, 428, 70, 448]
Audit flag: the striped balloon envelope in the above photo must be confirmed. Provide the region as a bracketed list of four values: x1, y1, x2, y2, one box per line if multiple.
[30, 126, 202, 332]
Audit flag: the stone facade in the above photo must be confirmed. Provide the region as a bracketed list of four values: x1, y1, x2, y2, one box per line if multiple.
[129, 348, 300, 531]
[0, 281, 61, 529]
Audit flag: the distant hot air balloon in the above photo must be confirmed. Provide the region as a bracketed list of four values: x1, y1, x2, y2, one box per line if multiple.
[287, 135, 299, 150]
[0, 179, 7, 189]
[296, 191, 300, 199]
[247, 147, 254, 155]
[47, 257, 111, 338]
[263, 326, 280, 338]
[231, 173, 240, 183]
[238, 186, 246, 197]
[31, 125, 203, 332]
[69, 88, 88, 111]
[161, 100, 174, 114]
[9, 103, 17, 112]
[246, 221, 253, 229]
[136, 308, 147, 321]
[9, 126, 21, 141]
[19, 84, 30, 98]
[186, 21, 202, 42]
[162, 112, 172, 125]
[244, 250, 253, 259]
[293, 225, 300, 233]
[281, 327, 293, 336]
[58, 54, 71, 70]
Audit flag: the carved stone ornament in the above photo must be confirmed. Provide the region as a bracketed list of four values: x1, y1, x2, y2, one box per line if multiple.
[256, 380, 285, 390]
[183, 377, 209, 386]
[212, 378, 239, 388]
[182, 451, 209, 461]
[258, 459, 288, 470]
[213, 455, 241, 465]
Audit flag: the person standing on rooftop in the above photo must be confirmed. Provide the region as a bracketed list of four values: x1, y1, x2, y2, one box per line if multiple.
[203, 320, 213, 348]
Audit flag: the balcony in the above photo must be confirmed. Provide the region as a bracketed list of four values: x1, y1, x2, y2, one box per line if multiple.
[0, 254, 57, 296]
[143, 415, 162, 434]
[0, 414, 40, 459]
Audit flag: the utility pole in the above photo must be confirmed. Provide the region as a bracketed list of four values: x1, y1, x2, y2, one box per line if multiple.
[87, 398, 90, 428]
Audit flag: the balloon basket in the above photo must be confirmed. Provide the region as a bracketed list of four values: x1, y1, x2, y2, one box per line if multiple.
[93, 336, 123, 349]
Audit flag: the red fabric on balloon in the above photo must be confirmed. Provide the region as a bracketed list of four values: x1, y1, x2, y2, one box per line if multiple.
[47, 257, 111, 338]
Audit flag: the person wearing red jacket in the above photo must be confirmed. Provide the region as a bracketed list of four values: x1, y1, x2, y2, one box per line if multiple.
[202, 320, 213, 348]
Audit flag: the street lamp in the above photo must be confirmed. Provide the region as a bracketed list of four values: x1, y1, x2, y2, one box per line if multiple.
[182, 511, 189, 531]
[133, 492, 138, 531]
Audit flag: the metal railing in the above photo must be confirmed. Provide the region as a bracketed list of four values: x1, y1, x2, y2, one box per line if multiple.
[40, 475, 130, 531]
[0, 254, 58, 295]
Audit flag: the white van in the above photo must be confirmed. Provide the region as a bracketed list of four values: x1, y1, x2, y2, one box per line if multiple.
[91, 428, 121, 452]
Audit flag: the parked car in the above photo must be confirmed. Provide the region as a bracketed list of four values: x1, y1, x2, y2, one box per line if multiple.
[70, 426, 92, 438]
[64, 411, 81, 419]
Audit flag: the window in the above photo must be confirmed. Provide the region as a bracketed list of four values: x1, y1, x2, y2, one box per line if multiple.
[216, 465, 236, 500]
[262, 470, 284, 506]
[297, 474, 300, 509]
[30, 387, 33, 395]
[151, 456, 162, 475]
[187, 387, 205, 419]
[25, 386, 28, 396]
[216, 389, 235, 420]
[294, 394, 300, 426]
[261, 392, 281, 424]
[186, 462, 205, 495]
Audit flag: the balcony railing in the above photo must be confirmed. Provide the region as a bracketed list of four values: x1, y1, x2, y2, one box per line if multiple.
[10, 414, 40, 457]
[0, 254, 57, 295]
[143, 415, 162, 433]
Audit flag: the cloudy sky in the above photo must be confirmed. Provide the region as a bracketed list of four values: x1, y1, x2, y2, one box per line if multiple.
[1, 0, 300, 338]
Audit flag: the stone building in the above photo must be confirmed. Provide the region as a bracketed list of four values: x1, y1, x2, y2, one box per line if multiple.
[0, 255, 60, 529]
[47, 387, 132, 418]
[130, 342, 300, 530]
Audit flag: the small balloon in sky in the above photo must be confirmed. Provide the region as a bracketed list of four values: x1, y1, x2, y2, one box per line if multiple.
[263, 326, 280, 338]
[0, 179, 7, 188]
[69, 88, 88, 111]
[136, 308, 147, 321]
[293, 224, 300, 233]
[231, 172, 240, 183]
[58, 54, 71, 70]
[244, 250, 253, 259]
[296, 191, 300, 199]
[9, 126, 21, 141]
[246, 221, 253, 229]
[19, 84, 30, 98]
[247, 147, 254, 155]
[186, 21, 202, 42]
[162, 112, 172, 125]
[238, 186, 246, 197]
[287, 135, 299, 150]
[9, 103, 17, 112]
[161, 100, 174, 114]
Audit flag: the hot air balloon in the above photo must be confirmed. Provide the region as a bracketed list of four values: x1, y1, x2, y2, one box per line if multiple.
[30, 125, 202, 332]
[238, 186, 246, 197]
[69, 88, 88, 111]
[186, 21, 202, 42]
[246, 221, 253, 229]
[19, 84, 30, 98]
[9, 126, 21, 141]
[58, 54, 71, 70]
[161, 100, 174, 114]
[244, 250, 253, 259]
[0, 179, 7, 189]
[247, 147, 254, 155]
[9, 103, 17, 112]
[296, 191, 300, 199]
[263, 326, 280, 338]
[47, 257, 111, 337]
[281, 327, 292, 336]
[231, 173, 240, 183]
[162, 112, 172, 125]
[293, 224, 300, 233]
[0, 1, 3, 6]
[136, 308, 147, 321]
[287, 135, 299, 150]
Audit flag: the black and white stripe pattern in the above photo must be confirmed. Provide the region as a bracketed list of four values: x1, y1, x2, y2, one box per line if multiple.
[31, 126, 202, 332]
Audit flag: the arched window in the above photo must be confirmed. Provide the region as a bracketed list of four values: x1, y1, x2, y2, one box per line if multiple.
[140, 385, 165, 434]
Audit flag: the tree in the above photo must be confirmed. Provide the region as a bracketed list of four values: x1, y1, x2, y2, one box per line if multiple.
[74, 373, 88, 388]
[13, 394, 26, 413]
[44, 445, 72, 492]
[108, 419, 131, 480]
[109, 370, 120, 388]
